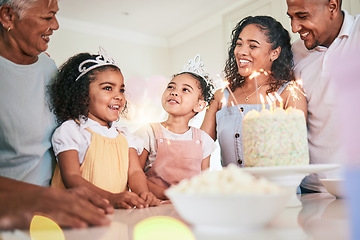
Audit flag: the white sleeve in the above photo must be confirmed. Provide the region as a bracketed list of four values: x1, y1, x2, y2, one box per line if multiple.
[118, 127, 145, 155]
[133, 124, 154, 153]
[201, 130, 217, 159]
[133, 124, 157, 171]
[51, 121, 83, 158]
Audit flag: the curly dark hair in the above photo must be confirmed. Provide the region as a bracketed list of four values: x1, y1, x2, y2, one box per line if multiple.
[224, 15, 295, 93]
[173, 72, 214, 105]
[48, 52, 126, 124]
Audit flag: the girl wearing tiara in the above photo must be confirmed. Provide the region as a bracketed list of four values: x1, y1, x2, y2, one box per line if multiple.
[134, 55, 217, 200]
[49, 48, 160, 209]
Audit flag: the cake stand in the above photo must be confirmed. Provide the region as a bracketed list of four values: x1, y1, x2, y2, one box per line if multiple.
[243, 164, 341, 207]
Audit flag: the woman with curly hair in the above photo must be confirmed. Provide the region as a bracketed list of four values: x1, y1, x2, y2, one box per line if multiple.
[49, 49, 160, 209]
[201, 16, 307, 167]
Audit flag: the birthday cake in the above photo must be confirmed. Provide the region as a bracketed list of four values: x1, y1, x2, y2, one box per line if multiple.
[242, 107, 309, 167]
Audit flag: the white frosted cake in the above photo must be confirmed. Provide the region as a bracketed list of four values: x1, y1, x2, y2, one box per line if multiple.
[242, 107, 309, 167]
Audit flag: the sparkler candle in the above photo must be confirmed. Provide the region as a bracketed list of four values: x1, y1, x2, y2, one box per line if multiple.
[249, 71, 261, 105]
[224, 81, 244, 117]
[268, 93, 276, 110]
[274, 92, 283, 109]
[259, 94, 265, 110]
[249, 71, 260, 79]
[266, 95, 273, 112]
[285, 81, 304, 109]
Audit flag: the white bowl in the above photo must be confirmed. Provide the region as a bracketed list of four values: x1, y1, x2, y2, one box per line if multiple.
[320, 179, 345, 198]
[165, 189, 290, 231]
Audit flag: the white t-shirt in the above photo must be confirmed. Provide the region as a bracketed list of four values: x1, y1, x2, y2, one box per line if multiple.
[134, 123, 217, 172]
[52, 118, 144, 165]
[292, 11, 360, 192]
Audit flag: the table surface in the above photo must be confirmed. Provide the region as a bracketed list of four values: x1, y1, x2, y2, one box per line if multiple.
[1, 193, 351, 240]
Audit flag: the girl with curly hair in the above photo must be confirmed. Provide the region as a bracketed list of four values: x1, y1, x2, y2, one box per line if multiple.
[49, 49, 160, 209]
[201, 16, 307, 167]
[134, 55, 217, 200]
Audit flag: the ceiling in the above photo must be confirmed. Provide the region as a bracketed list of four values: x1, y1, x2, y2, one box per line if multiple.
[57, 0, 241, 45]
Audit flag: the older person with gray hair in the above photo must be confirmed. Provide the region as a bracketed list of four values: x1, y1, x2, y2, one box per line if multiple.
[0, 0, 114, 229]
[0, 0, 59, 185]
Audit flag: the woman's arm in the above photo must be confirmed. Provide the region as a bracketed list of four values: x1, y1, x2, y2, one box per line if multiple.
[58, 150, 146, 209]
[128, 148, 161, 206]
[200, 89, 223, 140]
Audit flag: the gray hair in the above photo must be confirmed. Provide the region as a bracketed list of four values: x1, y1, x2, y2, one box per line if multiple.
[0, 0, 44, 19]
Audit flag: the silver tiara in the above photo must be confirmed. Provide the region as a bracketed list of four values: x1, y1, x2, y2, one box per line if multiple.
[75, 46, 119, 81]
[181, 54, 208, 81]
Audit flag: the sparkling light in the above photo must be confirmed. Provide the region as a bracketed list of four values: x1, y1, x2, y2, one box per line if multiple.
[134, 216, 195, 240]
[30, 215, 64, 240]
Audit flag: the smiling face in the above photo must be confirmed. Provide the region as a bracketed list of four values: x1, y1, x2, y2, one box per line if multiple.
[161, 74, 205, 118]
[286, 0, 336, 49]
[234, 24, 279, 78]
[88, 69, 125, 127]
[10, 0, 59, 59]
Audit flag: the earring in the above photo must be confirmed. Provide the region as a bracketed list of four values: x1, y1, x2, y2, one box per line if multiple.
[7, 27, 11, 32]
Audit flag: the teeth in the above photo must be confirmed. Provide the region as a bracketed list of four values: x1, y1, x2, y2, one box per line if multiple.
[109, 105, 119, 110]
[239, 59, 250, 64]
[169, 100, 178, 103]
[300, 32, 309, 38]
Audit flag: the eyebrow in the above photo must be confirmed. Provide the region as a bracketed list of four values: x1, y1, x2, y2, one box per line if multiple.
[183, 83, 194, 90]
[99, 82, 115, 86]
[99, 82, 125, 87]
[287, 11, 308, 16]
[237, 37, 260, 45]
[168, 82, 194, 90]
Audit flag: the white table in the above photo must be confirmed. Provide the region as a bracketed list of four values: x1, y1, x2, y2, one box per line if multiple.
[1, 193, 351, 240]
[60, 193, 350, 240]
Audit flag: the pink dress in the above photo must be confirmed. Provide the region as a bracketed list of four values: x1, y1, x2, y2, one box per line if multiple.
[146, 123, 203, 188]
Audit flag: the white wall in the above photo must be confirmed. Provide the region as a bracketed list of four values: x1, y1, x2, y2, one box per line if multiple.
[47, 27, 171, 80]
[169, 25, 226, 84]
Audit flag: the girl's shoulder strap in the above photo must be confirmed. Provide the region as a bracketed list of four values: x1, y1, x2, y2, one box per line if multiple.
[190, 127, 202, 141]
[221, 88, 230, 109]
[149, 123, 164, 152]
[74, 118, 95, 134]
[277, 81, 291, 95]
[150, 123, 163, 140]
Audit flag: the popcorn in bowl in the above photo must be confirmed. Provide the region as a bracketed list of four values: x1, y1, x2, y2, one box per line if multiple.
[170, 164, 282, 195]
[166, 165, 290, 231]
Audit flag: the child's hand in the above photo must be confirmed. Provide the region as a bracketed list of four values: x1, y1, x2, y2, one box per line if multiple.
[139, 191, 161, 207]
[109, 191, 146, 209]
